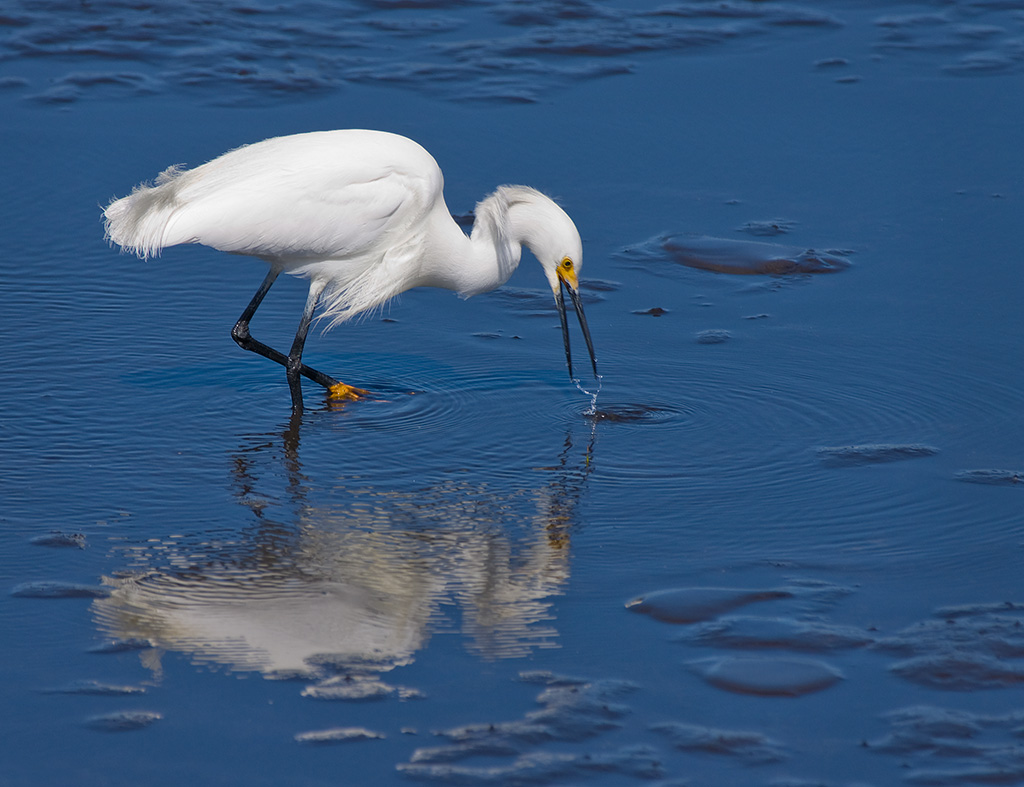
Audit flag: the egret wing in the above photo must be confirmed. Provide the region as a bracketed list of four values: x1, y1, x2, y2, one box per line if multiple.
[152, 130, 442, 263]
[164, 168, 433, 262]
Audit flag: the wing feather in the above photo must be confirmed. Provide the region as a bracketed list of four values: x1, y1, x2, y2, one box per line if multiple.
[105, 130, 442, 265]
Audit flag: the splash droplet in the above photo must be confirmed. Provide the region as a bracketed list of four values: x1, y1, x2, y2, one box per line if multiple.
[574, 374, 603, 416]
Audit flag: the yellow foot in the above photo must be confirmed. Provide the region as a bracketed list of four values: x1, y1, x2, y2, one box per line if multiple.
[327, 381, 370, 402]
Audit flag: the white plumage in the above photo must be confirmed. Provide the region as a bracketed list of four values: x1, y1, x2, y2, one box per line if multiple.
[104, 129, 596, 412]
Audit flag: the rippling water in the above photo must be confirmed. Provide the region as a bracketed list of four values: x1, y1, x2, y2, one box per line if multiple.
[3, 0, 1024, 785]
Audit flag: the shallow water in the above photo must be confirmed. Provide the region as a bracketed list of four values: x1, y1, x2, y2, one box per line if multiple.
[2, 0, 1024, 785]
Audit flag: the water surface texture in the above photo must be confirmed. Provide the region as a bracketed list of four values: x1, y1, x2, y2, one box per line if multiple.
[2, 0, 1023, 785]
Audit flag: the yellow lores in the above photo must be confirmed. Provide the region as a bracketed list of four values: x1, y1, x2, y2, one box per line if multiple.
[551, 256, 596, 382]
[557, 257, 579, 290]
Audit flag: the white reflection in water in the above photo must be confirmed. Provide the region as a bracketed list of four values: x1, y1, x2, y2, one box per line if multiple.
[92, 422, 595, 677]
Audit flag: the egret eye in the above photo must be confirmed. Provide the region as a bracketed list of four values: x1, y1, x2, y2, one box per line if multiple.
[561, 258, 573, 270]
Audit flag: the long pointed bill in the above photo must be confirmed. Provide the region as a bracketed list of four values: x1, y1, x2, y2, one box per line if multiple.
[555, 279, 598, 381]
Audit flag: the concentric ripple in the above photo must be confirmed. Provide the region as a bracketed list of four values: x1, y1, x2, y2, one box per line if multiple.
[564, 320, 1024, 573]
[306, 351, 554, 440]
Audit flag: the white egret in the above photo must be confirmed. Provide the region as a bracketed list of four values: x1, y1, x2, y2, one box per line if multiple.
[103, 129, 597, 412]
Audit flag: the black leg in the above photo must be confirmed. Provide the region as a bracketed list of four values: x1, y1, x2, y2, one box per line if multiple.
[285, 281, 326, 412]
[231, 269, 340, 398]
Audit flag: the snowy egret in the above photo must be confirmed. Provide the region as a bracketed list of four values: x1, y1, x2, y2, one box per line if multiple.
[103, 129, 597, 412]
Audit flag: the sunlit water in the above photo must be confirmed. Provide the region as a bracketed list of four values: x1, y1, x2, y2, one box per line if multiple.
[3, 0, 1024, 785]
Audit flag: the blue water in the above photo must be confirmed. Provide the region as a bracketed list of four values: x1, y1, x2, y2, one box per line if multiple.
[3, 1, 1024, 784]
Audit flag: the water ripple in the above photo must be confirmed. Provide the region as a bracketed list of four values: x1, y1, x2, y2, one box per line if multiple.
[10, 0, 1020, 107]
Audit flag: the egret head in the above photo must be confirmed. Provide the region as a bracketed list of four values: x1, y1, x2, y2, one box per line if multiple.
[484, 186, 597, 382]
[522, 197, 597, 382]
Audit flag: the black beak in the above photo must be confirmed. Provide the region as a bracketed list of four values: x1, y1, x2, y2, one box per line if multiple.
[555, 279, 598, 381]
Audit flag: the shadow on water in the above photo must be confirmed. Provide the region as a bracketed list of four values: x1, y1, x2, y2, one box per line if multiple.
[91, 414, 598, 683]
[617, 234, 852, 276]
[584, 402, 682, 424]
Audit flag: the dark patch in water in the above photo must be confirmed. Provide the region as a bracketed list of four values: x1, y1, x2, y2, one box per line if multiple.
[625, 587, 794, 624]
[354, 0, 475, 9]
[869, 705, 1024, 784]
[815, 57, 850, 68]
[873, 705, 987, 752]
[632, 306, 667, 316]
[683, 615, 875, 652]
[696, 329, 731, 344]
[585, 403, 679, 424]
[875, 606, 1024, 689]
[688, 656, 843, 697]
[642, 3, 840, 25]
[362, 16, 465, 36]
[31, 71, 160, 104]
[0, 76, 31, 90]
[41, 680, 147, 696]
[29, 531, 86, 549]
[418, 673, 636, 750]
[518, 670, 589, 687]
[398, 672, 662, 782]
[618, 234, 851, 276]
[934, 600, 1024, 618]
[873, 5, 1024, 77]
[651, 721, 788, 764]
[11, 580, 111, 599]
[945, 51, 1022, 76]
[817, 443, 939, 467]
[738, 219, 796, 236]
[88, 638, 156, 654]
[489, 285, 603, 317]
[890, 652, 1024, 690]
[84, 710, 162, 732]
[875, 611, 1024, 659]
[399, 747, 664, 783]
[492, 0, 619, 27]
[579, 278, 620, 293]
[955, 468, 1024, 486]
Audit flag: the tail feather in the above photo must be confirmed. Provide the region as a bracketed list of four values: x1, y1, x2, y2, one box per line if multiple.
[103, 165, 186, 259]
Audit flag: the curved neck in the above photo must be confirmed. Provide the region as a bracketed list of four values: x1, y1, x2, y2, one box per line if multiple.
[419, 186, 557, 297]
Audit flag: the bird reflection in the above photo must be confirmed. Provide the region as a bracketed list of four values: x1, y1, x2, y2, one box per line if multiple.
[92, 416, 596, 681]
